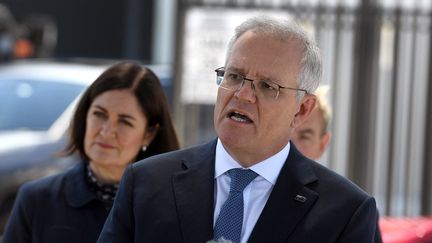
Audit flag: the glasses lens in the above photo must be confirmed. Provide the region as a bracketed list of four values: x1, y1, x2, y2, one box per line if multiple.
[215, 69, 224, 84]
[224, 71, 244, 89]
[256, 80, 279, 99]
[215, 68, 289, 100]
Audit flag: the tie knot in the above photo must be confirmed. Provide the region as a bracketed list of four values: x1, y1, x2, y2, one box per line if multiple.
[228, 168, 258, 192]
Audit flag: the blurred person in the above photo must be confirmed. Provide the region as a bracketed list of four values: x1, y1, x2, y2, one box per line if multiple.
[1, 62, 180, 243]
[291, 85, 331, 160]
[98, 16, 381, 243]
[294, 85, 382, 242]
[0, 3, 16, 61]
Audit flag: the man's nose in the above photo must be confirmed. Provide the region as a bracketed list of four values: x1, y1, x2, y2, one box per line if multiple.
[235, 79, 256, 103]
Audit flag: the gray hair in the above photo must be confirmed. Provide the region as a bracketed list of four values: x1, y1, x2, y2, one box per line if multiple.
[225, 15, 322, 100]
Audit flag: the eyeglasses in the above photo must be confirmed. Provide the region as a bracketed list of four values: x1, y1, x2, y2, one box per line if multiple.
[215, 67, 308, 100]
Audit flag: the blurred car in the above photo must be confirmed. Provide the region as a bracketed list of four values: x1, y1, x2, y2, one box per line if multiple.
[0, 59, 173, 234]
[380, 217, 432, 243]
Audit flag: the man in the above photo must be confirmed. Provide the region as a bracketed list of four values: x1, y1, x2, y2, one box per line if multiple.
[291, 85, 331, 160]
[98, 15, 381, 243]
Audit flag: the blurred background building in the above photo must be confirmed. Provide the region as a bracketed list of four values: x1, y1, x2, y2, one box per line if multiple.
[0, 0, 155, 60]
[1, 0, 431, 219]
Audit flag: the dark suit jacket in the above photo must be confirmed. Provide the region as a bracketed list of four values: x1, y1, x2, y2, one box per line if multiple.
[97, 139, 381, 243]
[2, 163, 112, 243]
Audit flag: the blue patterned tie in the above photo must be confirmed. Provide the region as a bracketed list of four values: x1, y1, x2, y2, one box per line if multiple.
[213, 168, 258, 243]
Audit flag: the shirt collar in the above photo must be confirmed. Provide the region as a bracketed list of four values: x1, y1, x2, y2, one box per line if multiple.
[215, 138, 290, 185]
[64, 162, 99, 208]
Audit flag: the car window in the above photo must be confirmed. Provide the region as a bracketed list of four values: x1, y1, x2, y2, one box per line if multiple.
[0, 78, 85, 131]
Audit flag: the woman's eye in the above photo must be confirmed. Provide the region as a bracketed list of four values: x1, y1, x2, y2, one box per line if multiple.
[120, 119, 134, 127]
[93, 111, 106, 118]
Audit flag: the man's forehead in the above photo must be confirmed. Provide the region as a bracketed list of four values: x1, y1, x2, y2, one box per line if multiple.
[227, 34, 303, 84]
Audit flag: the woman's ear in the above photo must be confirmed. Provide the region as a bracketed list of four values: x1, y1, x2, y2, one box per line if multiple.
[142, 123, 160, 147]
[290, 94, 317, 128]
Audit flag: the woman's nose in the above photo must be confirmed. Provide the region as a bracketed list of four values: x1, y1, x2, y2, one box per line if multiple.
[99, 121, 117, 137]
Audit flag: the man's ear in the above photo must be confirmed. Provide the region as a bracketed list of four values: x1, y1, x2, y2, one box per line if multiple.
[290, 94, 317, 128]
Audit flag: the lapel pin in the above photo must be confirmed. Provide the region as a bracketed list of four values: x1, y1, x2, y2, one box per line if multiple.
[294, 195, 307, 203]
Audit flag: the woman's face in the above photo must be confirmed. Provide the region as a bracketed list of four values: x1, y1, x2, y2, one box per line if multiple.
[84, 89, 155, 182]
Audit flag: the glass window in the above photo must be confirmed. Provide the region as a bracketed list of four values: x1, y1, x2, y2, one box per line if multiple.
[0, 79, 85, 131]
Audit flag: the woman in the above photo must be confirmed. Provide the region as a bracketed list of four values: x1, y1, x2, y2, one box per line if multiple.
[2, 62, 180, 243]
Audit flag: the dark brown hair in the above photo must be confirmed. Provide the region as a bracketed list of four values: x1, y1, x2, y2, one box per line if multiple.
[64, 61, 180, 162]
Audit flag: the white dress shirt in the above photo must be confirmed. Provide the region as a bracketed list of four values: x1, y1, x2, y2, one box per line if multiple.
[213, 138, 290, 243]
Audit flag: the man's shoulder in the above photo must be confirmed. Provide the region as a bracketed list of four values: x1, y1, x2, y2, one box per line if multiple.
[309, 160, 371, 200]
[288, 144, 370, 200]
[130, 139, 217, 177]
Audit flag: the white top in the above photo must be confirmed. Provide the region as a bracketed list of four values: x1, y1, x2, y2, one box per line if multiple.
[213, 138, 290, 243]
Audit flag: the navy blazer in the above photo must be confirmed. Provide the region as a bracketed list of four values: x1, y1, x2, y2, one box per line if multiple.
[98, 139, 381, 243]
[2, 162, 111, 243]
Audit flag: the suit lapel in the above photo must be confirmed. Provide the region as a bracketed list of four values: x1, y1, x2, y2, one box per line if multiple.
[248, 144, 319, 243]
[172, 140, 217, 243]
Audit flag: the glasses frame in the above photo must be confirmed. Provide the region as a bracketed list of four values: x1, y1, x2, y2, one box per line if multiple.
[215, 67, 309, 100]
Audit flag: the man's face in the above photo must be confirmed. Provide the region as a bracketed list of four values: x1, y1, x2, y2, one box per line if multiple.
[214, 31, 316, 165]
[291, 108, 330, 160]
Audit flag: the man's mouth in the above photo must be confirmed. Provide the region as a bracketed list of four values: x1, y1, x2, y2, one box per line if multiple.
[229, 111, 253, 123]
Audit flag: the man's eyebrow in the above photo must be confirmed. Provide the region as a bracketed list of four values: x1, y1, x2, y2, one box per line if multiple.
[227, 67, 277, 82]
[226, 66, 243, 73]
